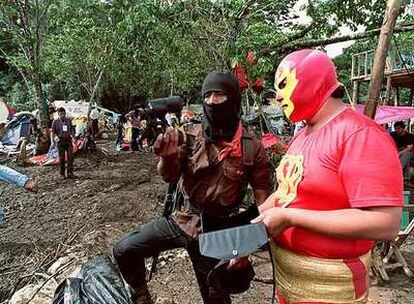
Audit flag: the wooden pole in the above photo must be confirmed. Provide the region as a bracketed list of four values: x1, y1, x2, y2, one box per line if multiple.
[385, 77, 393, 105]
[364, 0, 401, 118]
[87, 70, 104, 118]
[353, 81, 360, 104]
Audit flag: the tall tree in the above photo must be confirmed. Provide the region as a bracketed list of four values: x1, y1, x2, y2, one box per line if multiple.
[0, 0, 52, 128]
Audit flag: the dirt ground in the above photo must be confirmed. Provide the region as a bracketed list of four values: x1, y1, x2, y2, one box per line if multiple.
[0, 142, 413, 303]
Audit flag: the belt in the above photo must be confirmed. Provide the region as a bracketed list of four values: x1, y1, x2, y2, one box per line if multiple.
[270, 242, 371, 303]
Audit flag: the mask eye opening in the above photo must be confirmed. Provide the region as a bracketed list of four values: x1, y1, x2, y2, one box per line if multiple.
[278, 77, 287, 90]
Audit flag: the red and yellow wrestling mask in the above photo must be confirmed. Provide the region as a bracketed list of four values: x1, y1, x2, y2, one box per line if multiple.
[274, 50, 340, 123]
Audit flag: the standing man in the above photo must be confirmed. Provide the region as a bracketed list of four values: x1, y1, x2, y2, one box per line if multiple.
[254, 50, 403, 304]
[114, 71, 270, 304]
[90, 107, 100, 139]
[0, 165, 37, 192]
[390, 121, 414, 184]
[51, 107, 75, 179]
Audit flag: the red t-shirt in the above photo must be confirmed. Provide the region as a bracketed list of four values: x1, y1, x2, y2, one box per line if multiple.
[273, 107, 403, 259]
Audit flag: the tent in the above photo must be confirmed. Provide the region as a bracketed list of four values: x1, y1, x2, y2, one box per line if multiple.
[354, 105, 414, 125]
[53, 100, 121, 125]
[0, 98, 16, 122]
[53, 100, 90, 119]
[0, 112, 33, 146]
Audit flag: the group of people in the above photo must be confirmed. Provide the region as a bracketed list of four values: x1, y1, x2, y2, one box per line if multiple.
[1, 49, 406, 303]
[119, 106, 195, 151]
[113, 50, 403, 304]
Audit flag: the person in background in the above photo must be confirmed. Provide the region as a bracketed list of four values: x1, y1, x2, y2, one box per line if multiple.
[125, 109, 141, 151]
[0, 165, 38, 192]
[51, 107, 75, 179]
[390, 121, 414, 185]
[0, 120, 8, 139]
[90, 108, 100, 138]
[180, 109, 195, 124]
[255, 49, 402, 304]
[165, 111, 179, 128]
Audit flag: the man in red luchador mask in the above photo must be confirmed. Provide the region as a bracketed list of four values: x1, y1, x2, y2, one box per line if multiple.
[254, 49, 403, 303]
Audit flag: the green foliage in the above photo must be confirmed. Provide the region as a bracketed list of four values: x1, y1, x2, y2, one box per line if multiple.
[8, 82, 36, 112]
[0, 0, 413, 113]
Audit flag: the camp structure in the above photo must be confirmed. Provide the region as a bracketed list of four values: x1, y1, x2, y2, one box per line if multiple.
[0, 112, 33, 146]
[351, 45, 414, 105]
[53, 100, 121, 125]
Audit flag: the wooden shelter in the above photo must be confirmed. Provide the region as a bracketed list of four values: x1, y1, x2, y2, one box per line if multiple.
[351, 46, 414, 105]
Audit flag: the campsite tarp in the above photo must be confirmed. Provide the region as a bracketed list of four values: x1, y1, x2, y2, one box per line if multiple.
[29, 140, 83, 166]
[53, 100, 120, 124]
[0, 112, 33, 146]
[355, 105, 414, 125]
[0, 99, 16, 122]
[53, 100, 90, 119]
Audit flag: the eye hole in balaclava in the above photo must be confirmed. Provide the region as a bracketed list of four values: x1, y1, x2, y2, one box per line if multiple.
[201, 71, 241, 143]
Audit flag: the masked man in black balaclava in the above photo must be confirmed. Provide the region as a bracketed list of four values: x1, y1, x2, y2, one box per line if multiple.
[114, 71, 270, 304]
[201, 70, 241, 143]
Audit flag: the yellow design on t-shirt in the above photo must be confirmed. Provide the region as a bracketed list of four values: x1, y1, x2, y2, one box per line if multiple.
[274, 154, 304, 207]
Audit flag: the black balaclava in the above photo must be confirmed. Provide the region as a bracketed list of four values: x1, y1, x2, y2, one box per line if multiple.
[201, 70, 241, 143]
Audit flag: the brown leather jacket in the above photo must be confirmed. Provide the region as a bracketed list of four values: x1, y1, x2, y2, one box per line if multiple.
[161, 124, 270, 237]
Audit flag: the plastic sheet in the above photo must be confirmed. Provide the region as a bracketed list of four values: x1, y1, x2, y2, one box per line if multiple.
[52, 256, 133, 304]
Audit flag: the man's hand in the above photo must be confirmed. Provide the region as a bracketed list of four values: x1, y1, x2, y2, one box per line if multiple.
[24, 180, 38, 193]
[251, 207, 291, 237]
[153, 127, 180, 159]
[227, 257, 250, 271]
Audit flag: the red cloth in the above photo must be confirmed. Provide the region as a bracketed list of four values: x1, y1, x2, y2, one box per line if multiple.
[217, 123, 243, 161]
[234, 64, 249, 89]
[5, 102, 15, 117]
[233, 51, 264, 91]
[273, 108, 403, 259]
[261, 133, 287, 150]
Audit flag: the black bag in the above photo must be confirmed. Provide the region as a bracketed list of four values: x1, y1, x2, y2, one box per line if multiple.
[52, 256, 133, 304]
[199, 222, 268, 260]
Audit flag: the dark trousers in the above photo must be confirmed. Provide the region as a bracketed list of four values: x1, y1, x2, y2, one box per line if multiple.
[131, 128, 141, 151]
[92, 119, 99, 138]
[57, 140, 73, 176]
[113, 217, 231, 304]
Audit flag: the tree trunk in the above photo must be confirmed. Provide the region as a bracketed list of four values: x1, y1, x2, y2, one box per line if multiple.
[364, 0, 401, 119]
[385, 77, 393, 105]
[34, 78, 49, 129]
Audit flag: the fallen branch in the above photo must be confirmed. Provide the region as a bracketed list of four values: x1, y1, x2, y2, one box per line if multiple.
[24, 258, 75, 304]
[253, 276, 274, 284]
[6, 225, 85, 301]
[260, 23, 414, 55]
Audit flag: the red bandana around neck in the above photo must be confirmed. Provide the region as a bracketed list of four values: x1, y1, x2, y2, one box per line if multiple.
[217, 122, 243, 161]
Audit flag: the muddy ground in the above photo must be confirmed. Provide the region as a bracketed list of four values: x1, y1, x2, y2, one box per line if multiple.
[0, 142, 413, 303]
